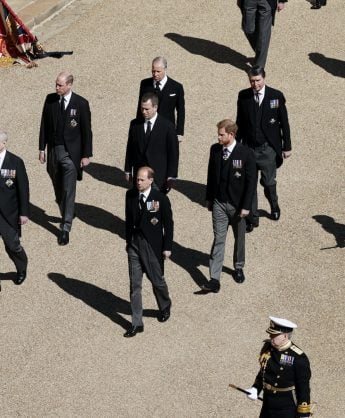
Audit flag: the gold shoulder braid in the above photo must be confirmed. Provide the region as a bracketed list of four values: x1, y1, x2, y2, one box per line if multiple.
[290, 344, 304, 355]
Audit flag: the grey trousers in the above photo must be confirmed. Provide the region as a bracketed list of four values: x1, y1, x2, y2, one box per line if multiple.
[251, 142, 277, 220]
[49, 145, 77, 232]
[0, 215, 28, 273]
[209, 199, 246, 281]
[127, 233, 171, 326]
[242, 0, 272, 68]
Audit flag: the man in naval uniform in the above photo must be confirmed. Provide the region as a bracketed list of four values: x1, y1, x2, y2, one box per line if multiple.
[246, 316, 312, 417]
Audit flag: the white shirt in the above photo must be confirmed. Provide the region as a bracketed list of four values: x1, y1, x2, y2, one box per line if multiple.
[223, 140, 237, 154]
[145, 112, 158, 132]
[153, 75, 167, 90]
[139, 187, 151, 203]
[0, 149, 6, 170]
[61, 90, 72, 109]
[253, 85, 265, 106]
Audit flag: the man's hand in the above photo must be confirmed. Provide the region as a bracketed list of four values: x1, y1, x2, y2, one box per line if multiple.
[277, 2, 285, 12]
[39, 151, 46, 164]
[19, 216, 29, 225]
[282, 150, 292, 159]
[240, 209, 250, 218]
[80, 157, 90, 167]
[246, 387, 258, 401]
[178, 135, 183, 142]
[163, 250, 171, 260]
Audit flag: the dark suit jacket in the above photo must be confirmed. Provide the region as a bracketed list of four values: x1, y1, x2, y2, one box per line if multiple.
[0, 151, 29, 231]
[136, 77, 185, 135]
[236, 86, 291, 168]
[39, 91, 93, 180]
[126, 187, 173, 264]
[238, 0, 288, 25]
[124, 115, 179, 190]
[206, 142, 256, 211]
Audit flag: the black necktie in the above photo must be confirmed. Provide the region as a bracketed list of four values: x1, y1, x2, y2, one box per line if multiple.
[139, 194, 145, 210]
[145, 121, 151, 138]
[154, 81, 160, 93]
[222, 148, 230, 160]
[60, 97, 65, 113]
[254, 92, 260, 108]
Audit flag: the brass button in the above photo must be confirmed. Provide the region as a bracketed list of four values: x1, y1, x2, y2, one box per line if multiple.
[277, 375, 280, 378]
[280, 367, 283, 370]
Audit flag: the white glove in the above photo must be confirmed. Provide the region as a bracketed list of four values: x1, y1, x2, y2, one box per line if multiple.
[246, 387, 258, 401]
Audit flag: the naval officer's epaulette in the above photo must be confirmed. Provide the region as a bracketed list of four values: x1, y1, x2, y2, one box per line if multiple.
[290, 344, 304, 355]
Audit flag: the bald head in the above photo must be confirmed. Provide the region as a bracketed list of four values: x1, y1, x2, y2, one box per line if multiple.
[152, 57, 167, 82]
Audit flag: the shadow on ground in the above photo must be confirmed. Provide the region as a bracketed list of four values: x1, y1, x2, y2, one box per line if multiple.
[165, 33, 249, 71]
[47, 273, 158, 329]
[313, 215, 345, 249]
[30, 202, 60, 237]
[309, 53, 345, 78]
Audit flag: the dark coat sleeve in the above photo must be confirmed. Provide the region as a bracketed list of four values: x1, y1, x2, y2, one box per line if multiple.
[161, 194, 173, 252]
[17, 157, 30, 218]
[175, 82, 185, 136]
[79, 97, 93, 158]
[39, 95, 49, 151]
[166, 124, 179, 179]
[277, 91, 291, 152]
[295, 354, 312, 417]
[241, 147, 257, 210]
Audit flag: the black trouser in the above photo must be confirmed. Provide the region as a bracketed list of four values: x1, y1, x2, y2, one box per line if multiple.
[0, 215, 27, 273]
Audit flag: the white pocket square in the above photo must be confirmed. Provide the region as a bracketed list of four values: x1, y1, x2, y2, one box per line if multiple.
[169, 93, 176, 96]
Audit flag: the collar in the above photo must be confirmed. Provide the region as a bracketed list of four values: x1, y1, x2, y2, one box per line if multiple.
[139, 187, 151, 200]
[274, 340, 292, 352]
[61, 90, 72, 106]
[253, 85, 265, 97]
[153, 75, 168, 89]
[145, 112, 158, 126]
[223, 140, 236, 153]
[0, 148, 7, 165]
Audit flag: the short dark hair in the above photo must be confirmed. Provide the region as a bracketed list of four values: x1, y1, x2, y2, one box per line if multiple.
[216, 119, 238, 135]
[141, 92, 159, 107]
[247, 65, 266, 78]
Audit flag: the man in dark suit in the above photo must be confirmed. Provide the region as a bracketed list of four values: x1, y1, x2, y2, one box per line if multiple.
[0, 132, 29, 285]
[39, 72, 92, 245]
[238, 0, 288, 68]
[125, 92, 179, 193]
[136, 56, 185, 140]
[124, 166, 173, 337]
[236, 66, 291, 232]
[201, 119, 256, 291]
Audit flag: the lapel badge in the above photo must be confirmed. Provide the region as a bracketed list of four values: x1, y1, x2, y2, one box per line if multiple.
[5, 178, 14, 187]
[270, 99, 279, 109]
[269, 118, 276, 124]
[70, 108, 77, 116]
[70, 119, 78, 128]
[150, 217, 159, 225]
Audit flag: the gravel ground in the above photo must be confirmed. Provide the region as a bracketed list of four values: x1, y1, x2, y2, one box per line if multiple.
[0, 0, 344, 417]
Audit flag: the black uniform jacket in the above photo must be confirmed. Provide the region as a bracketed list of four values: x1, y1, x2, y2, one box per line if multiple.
[136, 77, 185, 136]
[253, 340, 311, 417]
[206, 142, 257, 211]
[124, 115, 179, 190]
[125, 188, 173, 263]
[0, 151, 29, 230]
[236, 86, 291, 168]
[39, 92, 93, 180]
[238, 0, 288, 25]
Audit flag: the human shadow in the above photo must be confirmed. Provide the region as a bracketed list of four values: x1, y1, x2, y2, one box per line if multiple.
[313, 215, 345, 249]
[164, 33, 249, 71]
[75, 202, 126, 239]
[171, 241, 233, 290]
[47, 273, 157, 329]
[84, 162, 128, 189]
[0, 272, 17, 290]
[309, 53, 345, 78]
[174, 179, 206, 206]
[29, 202, 60, 237]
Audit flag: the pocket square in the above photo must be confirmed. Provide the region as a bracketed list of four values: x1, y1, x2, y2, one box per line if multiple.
[169, 93, 176, 96]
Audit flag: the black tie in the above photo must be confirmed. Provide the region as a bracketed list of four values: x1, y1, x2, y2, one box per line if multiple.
[154, 81, 160, 93]
[60, 97, 65, 113]
[139, 194, 145, 211]
[254, 92, 260, 108]
[145, 121, 151, 138]
[222, 148, 230, 161]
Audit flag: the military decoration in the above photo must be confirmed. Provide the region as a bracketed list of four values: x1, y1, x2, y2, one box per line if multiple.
[270, 99, 279, 109]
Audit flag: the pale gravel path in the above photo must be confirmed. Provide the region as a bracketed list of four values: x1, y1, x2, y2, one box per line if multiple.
[0, 1, 344, 417]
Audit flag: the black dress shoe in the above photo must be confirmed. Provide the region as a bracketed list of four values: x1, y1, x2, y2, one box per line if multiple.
[158, 305, 171, 323]
[58, 230, 69, 245]
[271, 206, 280, 221]
[201, 279, 220, 293]
[246, 218, 259, 233]
[123, 325, 144, 338]
[15, 271, 27, 285]
[234, 268, 245, 284]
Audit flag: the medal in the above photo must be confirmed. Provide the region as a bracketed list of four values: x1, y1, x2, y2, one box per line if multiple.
[150, 217, 159, 225]
[5, 178, 13, 187]
[70, 119, 78, 128]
